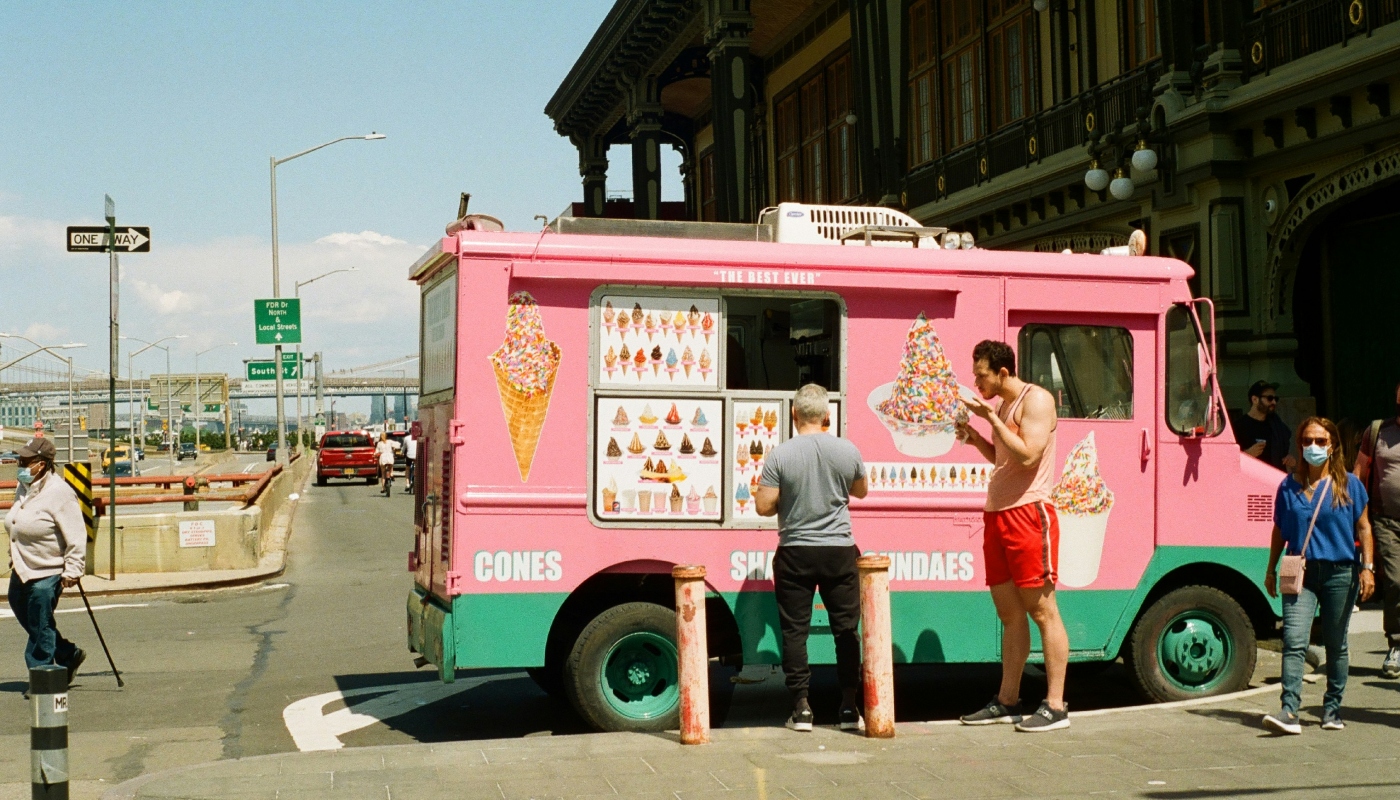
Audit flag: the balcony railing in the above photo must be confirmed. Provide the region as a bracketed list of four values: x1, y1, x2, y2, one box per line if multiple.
[906, 60, 1165, 205]
[1243, 0, 1400, 77]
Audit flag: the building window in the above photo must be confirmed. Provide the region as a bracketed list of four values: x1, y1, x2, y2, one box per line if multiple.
[1123, 0, 1159, 69]
[941, 0, 983, 149]
[772, 50, 858, 204]
[775, 94, 801, 202]
[988, 0, 1033, 130]
[908, 0, 938, 167]
[699, 150, 717, 221]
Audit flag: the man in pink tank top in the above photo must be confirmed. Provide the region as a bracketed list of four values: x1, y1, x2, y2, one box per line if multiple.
[955, 340, 1071, 732]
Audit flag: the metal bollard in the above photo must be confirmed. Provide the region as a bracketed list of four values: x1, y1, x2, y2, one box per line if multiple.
[30, 664, 69, 799]
[857, 554, 895, 738]
[672, 564, 710, 745]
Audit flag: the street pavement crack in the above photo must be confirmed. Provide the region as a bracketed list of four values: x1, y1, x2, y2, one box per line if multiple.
[218, 583, 298, 759]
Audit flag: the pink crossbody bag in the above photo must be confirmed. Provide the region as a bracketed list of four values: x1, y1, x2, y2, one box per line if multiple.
[1278, 477, 1330, 596]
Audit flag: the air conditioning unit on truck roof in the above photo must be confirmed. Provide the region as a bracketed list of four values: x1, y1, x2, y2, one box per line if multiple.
[759, 202, 963, 249]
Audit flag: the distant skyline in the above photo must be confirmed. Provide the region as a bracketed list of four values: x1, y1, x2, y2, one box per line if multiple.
[0, 1, 683, 413]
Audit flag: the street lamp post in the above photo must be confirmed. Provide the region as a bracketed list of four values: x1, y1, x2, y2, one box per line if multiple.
[0, 335, 87, 462]
[121, 335, 186, 470]
[294, 268, 357, 451]
[270, 133, 384, 465]
[194, 342, 236, 457]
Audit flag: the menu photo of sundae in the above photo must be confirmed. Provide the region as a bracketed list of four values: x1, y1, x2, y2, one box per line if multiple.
[867, 312, 971, 458]
[594, 396, 723, 522]
[597, 295, 720, 391]
[1051, 431, 1115, 587]
[866, 462, 990, 492]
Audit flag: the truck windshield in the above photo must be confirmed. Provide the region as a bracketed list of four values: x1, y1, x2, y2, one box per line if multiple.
[1165, 304, 1225, 436]
[324, 434, 372, 449]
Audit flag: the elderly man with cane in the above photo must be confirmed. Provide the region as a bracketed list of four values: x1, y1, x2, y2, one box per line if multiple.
[5, 436, 86, 682]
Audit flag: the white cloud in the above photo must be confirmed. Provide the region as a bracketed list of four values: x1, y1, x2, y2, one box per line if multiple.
[315, 230, 412, 247]
[133, 279, 198, 315]
[0, 214, 68, 255]
[21, 323, 67, 342]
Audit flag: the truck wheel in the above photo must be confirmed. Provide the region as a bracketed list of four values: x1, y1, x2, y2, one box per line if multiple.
[565, 602, 679, 733]
[1126, 585, 1255, 703]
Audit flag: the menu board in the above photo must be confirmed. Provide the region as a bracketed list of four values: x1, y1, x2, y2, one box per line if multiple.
[789, 401, 842, 437]
[731, 400, 782, 526]
[596, 295, 721, 391]
[595, 396, 724, 521]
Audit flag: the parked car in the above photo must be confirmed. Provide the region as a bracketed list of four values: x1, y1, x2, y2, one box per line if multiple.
[315, 431, 377, 486]
[104, 459, 137, 477]
[177, 442, 198, 461]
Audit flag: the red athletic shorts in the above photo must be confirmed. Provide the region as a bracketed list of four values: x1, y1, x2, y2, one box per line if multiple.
[983, 501, 1060, 588]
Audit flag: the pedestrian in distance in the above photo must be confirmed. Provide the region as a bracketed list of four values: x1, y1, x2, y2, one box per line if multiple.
[956, 340, 1071, 732]
[404, 428, 417, 494]
[1233, 380, 1297, 472]
[1263, 417, 1374, 734]
[1354, 378, 1400, 679]
[754, 383, 869, 733]
[5, 436, 87, 682]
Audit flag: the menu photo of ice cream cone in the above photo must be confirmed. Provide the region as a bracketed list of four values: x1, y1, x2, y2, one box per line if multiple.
[1051, 431, 1114, 588]
[490, 291, 561, 482]
[595, 296, 721, 389]
[867, 312, 969, 458]
[866, 462, 989, 493]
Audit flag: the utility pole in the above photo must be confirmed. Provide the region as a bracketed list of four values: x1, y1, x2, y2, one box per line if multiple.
[105, 194, 118, 581]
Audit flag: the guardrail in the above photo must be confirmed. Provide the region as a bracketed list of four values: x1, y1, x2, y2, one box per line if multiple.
[0, 452, 298, 510]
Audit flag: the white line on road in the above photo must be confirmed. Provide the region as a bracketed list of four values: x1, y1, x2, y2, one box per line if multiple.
[282, 673, 523, 752]
[0, 602, 149, 619]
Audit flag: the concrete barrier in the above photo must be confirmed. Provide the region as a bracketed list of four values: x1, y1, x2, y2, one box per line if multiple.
[7, 454, 311, 579]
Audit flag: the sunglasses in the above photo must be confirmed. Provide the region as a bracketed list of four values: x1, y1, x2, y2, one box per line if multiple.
[1299, 437, 1330, 446]
[1260, 395, 1279, 402]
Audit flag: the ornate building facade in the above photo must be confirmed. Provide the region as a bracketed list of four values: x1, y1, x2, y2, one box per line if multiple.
[546, 0, 1400, 435]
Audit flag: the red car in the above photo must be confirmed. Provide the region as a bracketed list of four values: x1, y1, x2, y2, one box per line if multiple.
[315, 431, 378, 486]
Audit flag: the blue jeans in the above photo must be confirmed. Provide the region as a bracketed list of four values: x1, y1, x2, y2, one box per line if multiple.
[1280, 561, 1359, 718]
[7, 573, 78, 671]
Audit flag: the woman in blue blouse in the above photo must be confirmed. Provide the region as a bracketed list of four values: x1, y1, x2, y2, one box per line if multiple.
[1263, 416, 1374, 734]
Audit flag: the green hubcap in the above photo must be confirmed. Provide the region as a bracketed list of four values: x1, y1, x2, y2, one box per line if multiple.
[600, 631, 679, 720]
[1157, 610, 1232, 692]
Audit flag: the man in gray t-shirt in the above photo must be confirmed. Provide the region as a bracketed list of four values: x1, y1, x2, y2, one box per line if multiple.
[755, 384, 868, 732]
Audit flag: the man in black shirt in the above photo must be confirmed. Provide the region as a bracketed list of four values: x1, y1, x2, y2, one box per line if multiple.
[1231, 380, 1294, 471]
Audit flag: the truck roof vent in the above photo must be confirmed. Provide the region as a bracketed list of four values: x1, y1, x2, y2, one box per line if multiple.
[760, 203, 947, 248]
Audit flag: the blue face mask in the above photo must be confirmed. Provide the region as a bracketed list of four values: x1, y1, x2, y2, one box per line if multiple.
[16, 467, 34, 485]
[1302, 444, 1330, 467]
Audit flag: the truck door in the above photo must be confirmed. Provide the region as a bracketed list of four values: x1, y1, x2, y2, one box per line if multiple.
[1007, 309, 1157, 655]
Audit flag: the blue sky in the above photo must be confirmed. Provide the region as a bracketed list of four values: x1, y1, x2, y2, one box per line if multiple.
[0, 1, 681, 409]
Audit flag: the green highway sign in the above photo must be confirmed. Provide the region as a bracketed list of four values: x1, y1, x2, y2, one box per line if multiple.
[245, 354, 301, 381]
[254, 298, 302, 345]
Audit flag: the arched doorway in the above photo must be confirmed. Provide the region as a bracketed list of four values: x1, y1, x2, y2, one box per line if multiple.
[1291, 181, 1400, 441]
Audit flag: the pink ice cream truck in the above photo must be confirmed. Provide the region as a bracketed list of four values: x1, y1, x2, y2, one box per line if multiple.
[405, 205, 1281, 732]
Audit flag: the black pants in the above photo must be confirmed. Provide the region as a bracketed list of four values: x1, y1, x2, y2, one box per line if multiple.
[1374, 515, 1400, 646]
[773, 544, 862, 699]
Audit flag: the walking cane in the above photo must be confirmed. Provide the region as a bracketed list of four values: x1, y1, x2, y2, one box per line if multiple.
[75, 579, 123, 688]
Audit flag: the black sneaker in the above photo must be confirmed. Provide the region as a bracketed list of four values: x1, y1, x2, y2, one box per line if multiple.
[838, 705, 865, 732]
[1015, 701, 1070, 732]
[66, 649, 87, 685]
[1263, 711, 1302, 735]
[960, 697, 1024, 725]
[786, 705, 814, 732]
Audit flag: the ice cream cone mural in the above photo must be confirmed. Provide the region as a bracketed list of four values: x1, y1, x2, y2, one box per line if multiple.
[490, 291, 561, 482]
[1051, 432, 1115, 587]
[868, 312, 969, 458]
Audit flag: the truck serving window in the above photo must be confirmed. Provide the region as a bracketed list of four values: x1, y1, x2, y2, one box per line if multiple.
[1019, 324, 1133, 420]
[1165, 304, 1225, 436]
[724, 297, 841, 391]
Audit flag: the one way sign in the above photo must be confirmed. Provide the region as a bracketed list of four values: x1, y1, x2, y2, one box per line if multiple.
[67, 226, 151, 253]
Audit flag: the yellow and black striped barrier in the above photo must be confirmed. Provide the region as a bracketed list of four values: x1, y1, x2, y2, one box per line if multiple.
[63, 462, 97, 575]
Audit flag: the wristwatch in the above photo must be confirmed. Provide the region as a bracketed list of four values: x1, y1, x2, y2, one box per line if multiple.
[1363, 562, 1375, 571]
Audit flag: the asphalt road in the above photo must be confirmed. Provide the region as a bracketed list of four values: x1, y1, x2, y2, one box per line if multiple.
[1, 472, 1183, 795]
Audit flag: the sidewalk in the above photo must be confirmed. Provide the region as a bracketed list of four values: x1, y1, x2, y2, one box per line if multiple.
[103, 637, 1400, 800]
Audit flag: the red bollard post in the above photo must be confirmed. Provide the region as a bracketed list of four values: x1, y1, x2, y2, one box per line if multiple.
[857, 554, 895, 738]
[672, 564, 710, 745]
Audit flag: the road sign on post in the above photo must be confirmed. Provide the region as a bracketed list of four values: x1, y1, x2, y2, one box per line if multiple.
[66, 226, 151, 252]
[245, 352, 300, 381]
[255, 299, 301, 344]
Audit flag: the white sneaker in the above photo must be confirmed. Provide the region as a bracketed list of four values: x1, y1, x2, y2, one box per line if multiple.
[1382, 646, 1400, 679]
[1263, 712, 1302, 735]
